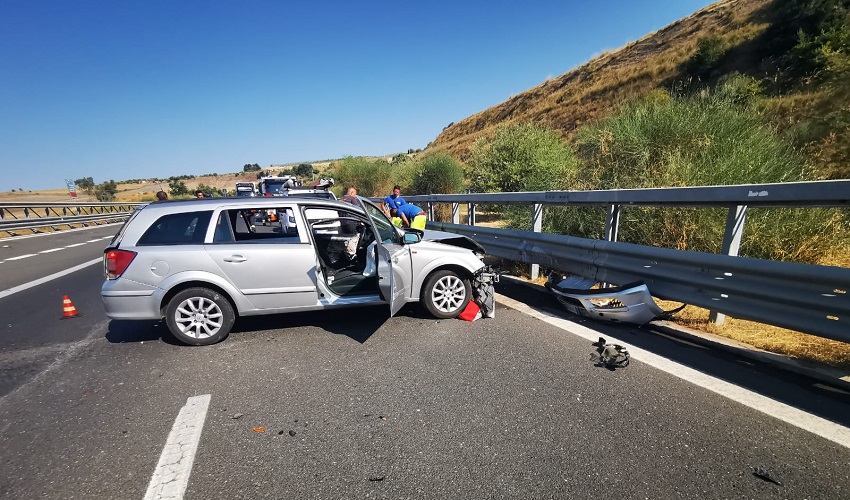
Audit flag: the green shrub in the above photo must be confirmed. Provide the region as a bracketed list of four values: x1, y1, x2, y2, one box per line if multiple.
[569, 89, 847, 262]
[467, 123, 579, 231]
[686, 36, 727, 80]
[411, 153, 466, 195]
[410, 153, 466, 222]
[468, 123, 577, 193]
[333, 157, 395, 198]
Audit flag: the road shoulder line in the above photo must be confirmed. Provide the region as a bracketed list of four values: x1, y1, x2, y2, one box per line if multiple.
[497, 292, 850, 450]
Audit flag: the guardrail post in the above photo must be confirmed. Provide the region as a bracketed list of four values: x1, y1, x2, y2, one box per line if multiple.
[710, 205, 748, 325]
[427, 202, 434, 221]
[452, 203, 459, 224]
[530, 203, 543, 279]
[605, 204, 621, 242]
[24, 208, 30, 218]
[468, 203, 475, 226]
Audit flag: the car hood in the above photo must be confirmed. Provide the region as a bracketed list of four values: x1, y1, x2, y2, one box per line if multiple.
[420, 229, 485, 253]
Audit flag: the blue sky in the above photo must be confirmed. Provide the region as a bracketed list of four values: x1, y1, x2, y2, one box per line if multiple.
[1, 0, 714, 191]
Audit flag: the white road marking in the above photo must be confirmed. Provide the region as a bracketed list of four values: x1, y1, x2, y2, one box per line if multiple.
[144, 394, 211, 500]
[6, 254, 36, 261]
[0, 258, 101, 299]
[38, 248, 65, 254]
[65, 242, 87, 248]
[497, 293, 850, 450]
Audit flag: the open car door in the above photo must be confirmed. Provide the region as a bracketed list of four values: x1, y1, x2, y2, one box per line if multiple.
[359, 197, 407, 316]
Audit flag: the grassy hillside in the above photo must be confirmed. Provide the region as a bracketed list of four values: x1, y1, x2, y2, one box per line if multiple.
[428, 0, 850, 181]
[429, 0, 768, 157]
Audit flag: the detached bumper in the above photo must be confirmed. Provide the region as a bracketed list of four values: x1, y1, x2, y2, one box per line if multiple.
[546, 276, 663, 325]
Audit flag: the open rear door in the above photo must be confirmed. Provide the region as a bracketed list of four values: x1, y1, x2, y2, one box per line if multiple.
[360, 197, 408, 316]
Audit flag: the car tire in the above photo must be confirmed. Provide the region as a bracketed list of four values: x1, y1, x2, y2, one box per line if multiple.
[165, 287, 235, 346]
[422, 270, 471, 319]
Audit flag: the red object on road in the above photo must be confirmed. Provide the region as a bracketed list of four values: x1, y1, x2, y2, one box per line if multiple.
[458, 300, 481, 322]
[61, 295, 80, 319]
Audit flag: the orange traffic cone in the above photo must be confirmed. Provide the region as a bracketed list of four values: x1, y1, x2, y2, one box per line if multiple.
[61, 295, 80, 319]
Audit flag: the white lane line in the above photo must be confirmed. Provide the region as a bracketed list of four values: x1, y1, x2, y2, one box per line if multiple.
[38, 248, 65, 254]
[65, 242, 87, 248]
[0, 257, 101, 299]
[497, 293, 850, 450]
[144, 394, 211, 500]
[86, 239, 104, 243]
[6, 254, 36, 261]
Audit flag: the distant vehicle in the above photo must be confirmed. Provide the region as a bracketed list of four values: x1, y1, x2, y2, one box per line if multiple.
[257, 175, 337, 231]
[101, 196, 496, 345]
[257, 175, 300, 196]
[235, 182, 256, 197]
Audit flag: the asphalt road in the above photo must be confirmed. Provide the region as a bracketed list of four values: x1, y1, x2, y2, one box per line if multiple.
[1, 228, 849, 499]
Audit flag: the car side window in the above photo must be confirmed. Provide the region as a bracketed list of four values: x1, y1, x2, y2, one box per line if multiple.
[219, 207, 302, 243]
[138, 211, 213, 246]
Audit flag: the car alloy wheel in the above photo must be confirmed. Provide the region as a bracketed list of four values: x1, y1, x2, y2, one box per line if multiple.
[423, 270, 471, 319]
[165, 287, 235, 345]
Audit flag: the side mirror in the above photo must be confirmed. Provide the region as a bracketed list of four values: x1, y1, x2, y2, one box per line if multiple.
[403, 231, 422, 244]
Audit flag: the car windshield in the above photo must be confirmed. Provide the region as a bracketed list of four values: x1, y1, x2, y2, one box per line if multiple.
[360, 197, 401, 244]
[262, 181, 290, 195]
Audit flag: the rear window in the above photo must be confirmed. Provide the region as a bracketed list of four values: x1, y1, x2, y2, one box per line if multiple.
[138, 211, 213, 245]
[109, 206, 143, 247]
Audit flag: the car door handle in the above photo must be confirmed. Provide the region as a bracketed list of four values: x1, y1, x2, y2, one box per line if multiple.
[223, 255, 248, 263]
[392, 257, 399, 264]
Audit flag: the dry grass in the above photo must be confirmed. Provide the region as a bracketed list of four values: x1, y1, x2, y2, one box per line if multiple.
[428, 0, 772, 160]
[653, 299, 850, 371]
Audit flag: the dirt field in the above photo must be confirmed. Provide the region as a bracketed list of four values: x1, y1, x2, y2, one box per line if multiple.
[0, 163, 336, 203]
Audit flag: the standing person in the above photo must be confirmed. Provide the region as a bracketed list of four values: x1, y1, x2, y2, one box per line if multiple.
[341, 187, 358, 204]
[383, 185, 406, 211]
[155, 190, 168, 201]
[391, 203, 427, 230]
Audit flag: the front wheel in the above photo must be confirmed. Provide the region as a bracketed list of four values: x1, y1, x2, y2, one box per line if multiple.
[165, 287, 235, 345]
[422, 270, 471, 319]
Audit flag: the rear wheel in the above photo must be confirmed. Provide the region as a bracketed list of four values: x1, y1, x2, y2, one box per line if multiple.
[422, 270, 471, 319]
[165, 287, 235, 345]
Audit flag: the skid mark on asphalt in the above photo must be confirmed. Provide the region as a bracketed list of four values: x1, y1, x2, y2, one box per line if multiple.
[144, 395, 211, 500]
[497, 293, 850, 450]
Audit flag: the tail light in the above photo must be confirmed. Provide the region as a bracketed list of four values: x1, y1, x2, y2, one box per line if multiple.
[104, 249, 137, 279]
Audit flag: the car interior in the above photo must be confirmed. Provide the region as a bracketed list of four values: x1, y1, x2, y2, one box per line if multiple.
[305, 208, 379, 296]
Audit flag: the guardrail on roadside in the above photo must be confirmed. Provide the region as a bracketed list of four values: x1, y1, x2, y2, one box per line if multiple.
[403, 180, 850, 342]
[0, 202, 144, 236]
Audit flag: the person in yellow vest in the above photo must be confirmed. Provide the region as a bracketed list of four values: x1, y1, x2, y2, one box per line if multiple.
[391, 204, 427, 230]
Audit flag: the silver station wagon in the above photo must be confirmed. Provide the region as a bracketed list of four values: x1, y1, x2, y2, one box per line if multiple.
[101, 196, 495, 345]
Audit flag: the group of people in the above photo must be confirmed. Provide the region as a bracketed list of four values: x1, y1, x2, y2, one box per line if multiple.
[383, 185, 426, 230]
[340, 184, 426, 230]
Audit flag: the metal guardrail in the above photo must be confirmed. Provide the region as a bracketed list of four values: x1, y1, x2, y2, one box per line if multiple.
[404, 180, 850, 342]
[429, 221, 850, 343]
[0, 202, 142, 236]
